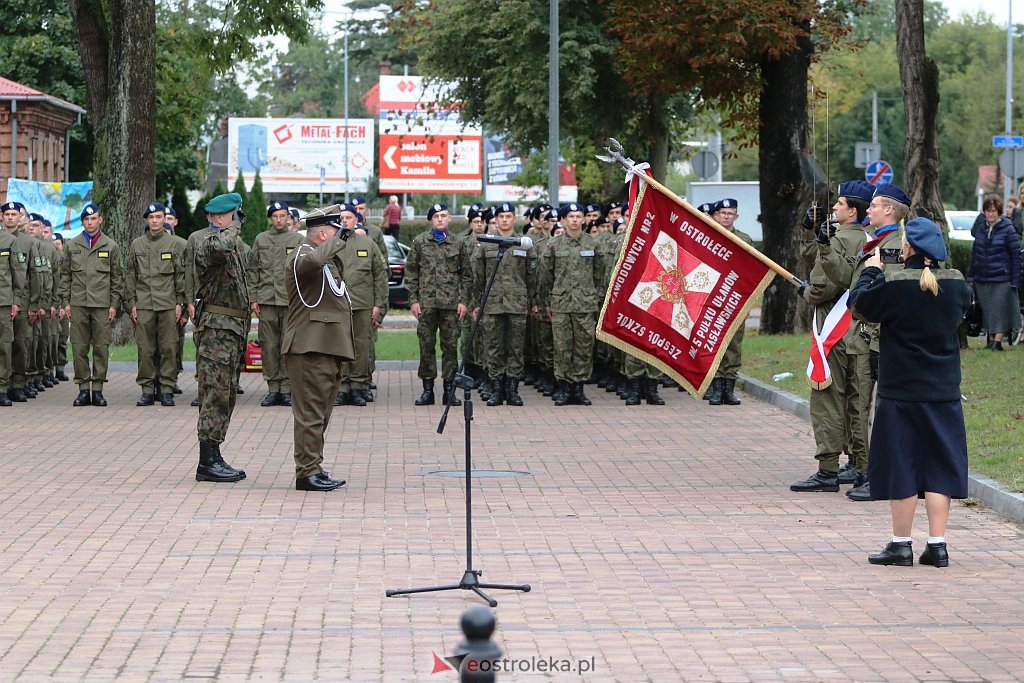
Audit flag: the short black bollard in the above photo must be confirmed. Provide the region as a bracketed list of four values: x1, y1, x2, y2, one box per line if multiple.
[454, 606, 502, 682]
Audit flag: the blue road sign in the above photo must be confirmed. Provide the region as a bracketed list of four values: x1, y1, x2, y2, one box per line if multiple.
[865, 160, 894, 186]
[993, 135, 1024, 148]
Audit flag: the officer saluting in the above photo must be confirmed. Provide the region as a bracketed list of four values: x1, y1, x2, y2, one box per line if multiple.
[282, 205, 354, 492]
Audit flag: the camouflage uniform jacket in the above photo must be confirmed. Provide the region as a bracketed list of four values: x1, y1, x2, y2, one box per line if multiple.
[405, 231, 472, 310]
[538, 231, 605, 313]
[248, 227, 304, 306]
[192, 224, 250, 337]
[471, 238, 538, 314]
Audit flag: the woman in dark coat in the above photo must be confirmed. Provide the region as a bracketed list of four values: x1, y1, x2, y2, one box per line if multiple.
[969, 195, 1022, 350]
[849, 217, 972, 569]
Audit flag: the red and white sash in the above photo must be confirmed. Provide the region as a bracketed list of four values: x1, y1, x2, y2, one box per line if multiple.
[806, 290, 852, 390]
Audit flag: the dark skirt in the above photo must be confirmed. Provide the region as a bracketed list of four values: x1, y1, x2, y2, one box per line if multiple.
[868, 398, 969, 500]
[975, 281, 1021, 335]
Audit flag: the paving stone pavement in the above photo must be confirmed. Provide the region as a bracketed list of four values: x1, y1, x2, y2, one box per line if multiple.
[1, 370, 1022, 682]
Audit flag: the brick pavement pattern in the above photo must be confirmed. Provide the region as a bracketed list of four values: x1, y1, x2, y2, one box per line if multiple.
[1, 370, 1023, 681]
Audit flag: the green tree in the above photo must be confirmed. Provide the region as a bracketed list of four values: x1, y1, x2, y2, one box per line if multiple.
[170, 185, 197, 239]
[242, 170, 268, 245]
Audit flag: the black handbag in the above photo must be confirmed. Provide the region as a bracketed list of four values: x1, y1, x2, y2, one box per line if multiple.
[964, 284, 984, 337]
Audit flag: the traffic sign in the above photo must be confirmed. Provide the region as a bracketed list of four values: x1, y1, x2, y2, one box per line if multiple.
[690, 151, 719, 179]
[999, 148, 1024, 177]
[854, 142, 881, 169]
[865, 160, 893, 186]
[993, 135, 1024, 148]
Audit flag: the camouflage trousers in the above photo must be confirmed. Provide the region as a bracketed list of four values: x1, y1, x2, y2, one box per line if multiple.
[622, 352, 660, 380]
[196, 327, 245, 444]
[810, 341, 874, 474]
[482, 312, 527, 379]
[551, 311, 596, 383]
[416, 307, 461, 381]
[530, 311, 554, 371]
[715, 321, 745, 380]
[257, 304, 289, 393]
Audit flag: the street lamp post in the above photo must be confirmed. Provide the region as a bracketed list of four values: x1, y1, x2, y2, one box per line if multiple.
[344, 14, 350, 203]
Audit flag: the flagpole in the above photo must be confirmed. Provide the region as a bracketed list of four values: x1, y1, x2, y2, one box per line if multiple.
[597, 139, 803, 285]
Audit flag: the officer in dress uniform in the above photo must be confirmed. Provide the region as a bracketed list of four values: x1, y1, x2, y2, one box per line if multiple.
[59, 204, 123, 407]
[790, 181, 873, 493]
[706, 199, 752, 406]
[283, 205, 354, 491]
[191, 192, 249, 483]
[125, 202, 187, 406]
[249, 200, 305, 407]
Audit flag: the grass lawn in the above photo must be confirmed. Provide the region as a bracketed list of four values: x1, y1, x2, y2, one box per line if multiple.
[742, 331, 1024, 493]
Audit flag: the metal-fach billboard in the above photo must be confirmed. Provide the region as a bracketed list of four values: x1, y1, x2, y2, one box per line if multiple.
[377, 75, 482, 193]
[227, 117, 375, 193]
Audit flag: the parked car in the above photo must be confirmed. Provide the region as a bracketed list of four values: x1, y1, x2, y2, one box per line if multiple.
[945, 210, 976, 242]
[383, 234, 410, 307]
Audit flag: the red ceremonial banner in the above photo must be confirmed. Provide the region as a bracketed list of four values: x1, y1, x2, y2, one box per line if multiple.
[597, 176, 776, 399]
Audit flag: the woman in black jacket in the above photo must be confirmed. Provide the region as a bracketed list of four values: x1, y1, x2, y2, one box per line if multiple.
[849, 217, 972, 568]
[970, 195, 1022, 350]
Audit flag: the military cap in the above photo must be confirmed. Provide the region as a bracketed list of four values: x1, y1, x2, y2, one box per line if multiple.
[611, 217, 627, 233]
[267, 200, 290, 217]
[586, 203, 603, 214]
[467, 206, 483, 221]
[205, 192, 242, 215]
[481, 207, 495, 222]
[166, 206, 177, 218]
[142, 202, 166, 218]
[303, 204, 344, 228]
[873, 182, 911, 207]
[530, 204, 552, 220]
[495, 202, 516, 216]
[27, 212, 45, 223]
[427, 203, 449, 220]
[607, 200, 624, 211]
[718, 198, 738, 210]
[354, 195, 368, 205]
[1, 201, 20, 213]
[697, 202, 714, 215]
[559, 202, 584, 218]
[590, 215, 609, 228]
[543, 209, 558, 222]
[52, 232, 64, 242]
[338, 203, 359, 216]
[42, 219, 53, 228]
[289, 208, 300, 219]
[80, 203, 101, 219]
[905, 217, 946, 262]
[838, 180, 874, 203]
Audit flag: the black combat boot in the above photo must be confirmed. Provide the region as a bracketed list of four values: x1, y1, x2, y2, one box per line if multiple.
[358, 389, 372, 403]
[505, 377, 524, 406]
[280, 392, 292, 406]
[478, 377, 493, 401]
[172, 383, 183, 394]
[706, 378, 723, 405]
[334, 392, 349, 406]
[789, 469, 840, 492]
[847, 474, 871, 501]
[160, 393, 175, 407]
[721, 378, 742, 405]
[415, 380, 435, 406]
[56, 369, 69, 382]
[72, 388, 91, 406]
[41, 376, 54, 388]
[91, 391, 107, 407]
[260, 392, 281, 407]
[523, 364, 538, 386]
[837, 461, 858, 485]
[442, 379, 461, 406]
[349, 389, 367, 407]
[196, 441, 245, 483]
[0, 393, 11, 407]
[572, 382, 592, 406]
[486, 377, 504, 406]
[623, 378, 641, 405]
[136, 393, 156, 407]
[24, 385, 37, 398]
[644, 378, 666, 405]
[553, 380, 572, 406]
[537, 372, 554, 396]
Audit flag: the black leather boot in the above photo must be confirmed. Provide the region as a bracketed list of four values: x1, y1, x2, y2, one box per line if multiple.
[415, 380, 435, 406]
[348, 389, 367, 406]
[486, 378, 504, 406]
[572, 382, 592, 406]
[789, 469, 840, 492]
[56, 369, 69, 382]
[196, 441, 245, 483]
[478, 377, 492, 401]
[505, 377, 523, 406]
[644, 378, 665, 405]
[847, 476, 871, 501]
[260, 392, 281, 407]
[553, 380, 572, 406]
[919, 542, 949, 568]
[91, 391, 107, 407]
[623, 378, 641, 405]
[722, 378, 741, 405]
[523, 364, 538, 386]
[280, 392, 293, 406]
[868, 541, 913, 566]
[137, 393, 156, 407]
[706, 378, 723, 405]
[0, 393, 11, 407]
[160, 393, 175, 407]
[442, 380, 461, 406]
[837, 461, 858, 484]
[72, 389, 91, 406]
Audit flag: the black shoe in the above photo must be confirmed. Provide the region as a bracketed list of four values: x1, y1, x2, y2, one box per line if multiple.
[73, 389, 91, 406]
[623, 379, 641, 406]
[415, 380, 435, 406]
[172, 383, 183, 395]
[335, 392, 349, 406]
[553, 380, 572, 406]
[919, 542, 949, 568]
[539, 373, 556, 397]
[506, 378, 524, 406]
[315, 470, 346, 487]
[846, 481, 872, 501]
[33, 379, 46, 392]
[443, 380, 461, 407]
[41, 376, 54, 388]
[837, 462, 858, 484]
[349, 390, 367, 407]
[868, 541, 913, 566]
[48, 374, 59, 385]
[8, 388, 27, 403]
[196, 441, 245, 483]
[56, 370, 69, 382]
[0, 394, 11, 407]
[486, 378, 504, 406]
[24, 386, 37, 399]
[235, 383, 244, 394]
[572, 382, 592, 406]
[706, 378, 723, 405]
[523, 366, 538, 386]
[368, 381, 376, 390]
[790, 469, 840, 492]
[191, 397, 200, 407]
[160, 394, 175, 407]
[136, 393, 156, 407]
[644, 378, 666, 405]
[261, 392, 281, 407]
[91, 391, 108, 407]
[721, 378, 741, 405]
[359, 389, 373, 403]
[280, 392, 292, 406]
[296, 474, 345, 491]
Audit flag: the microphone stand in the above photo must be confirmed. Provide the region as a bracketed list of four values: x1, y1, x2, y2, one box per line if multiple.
[386, 242, 532, 607]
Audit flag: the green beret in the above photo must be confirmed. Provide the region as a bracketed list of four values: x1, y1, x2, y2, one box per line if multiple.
[205, 192, 243, 215]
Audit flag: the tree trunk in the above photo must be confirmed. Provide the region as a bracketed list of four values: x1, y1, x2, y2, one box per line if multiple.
[641, 94, 670, 183]
[757, 28, 813, 334]
[896, 0, 944, 223]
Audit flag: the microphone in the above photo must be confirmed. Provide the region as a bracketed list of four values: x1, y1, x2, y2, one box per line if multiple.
[476, 234, 533, 249]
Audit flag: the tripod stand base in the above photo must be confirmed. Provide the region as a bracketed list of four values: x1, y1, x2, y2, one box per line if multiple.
[387, 569, 531, 607]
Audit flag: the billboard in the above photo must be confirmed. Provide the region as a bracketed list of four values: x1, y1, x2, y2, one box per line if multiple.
[484, 136, 578, 203]
[377, 75, 482, 193]
[5, 178, 94, 237]
[227, 117, 375, 194]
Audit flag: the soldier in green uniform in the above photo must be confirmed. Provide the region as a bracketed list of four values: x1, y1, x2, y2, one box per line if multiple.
[525, 207, 557, 396]
[124, 202, 187, 407]
[283, 205, 354, 491]
[459, 205, 488, 389]
[26, 213, 56, 392]
[0, 215, 27, 406]
[471, 202, 538, 406]
[405, 203, 472, 406]
[38, 220, 63, 387]
[191, 192, 249, 483]
[52, 232, 70, 382]
[790, 181, 873, 494]
[706, 199, 752, 406]
[249, 200, 304, 407]
[165, 207, 187, 394]
[538, 202, 605, 406]
[335, 204, 388, 407]
[6, 207, 41, 400]
[59, 204, 123, 407]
